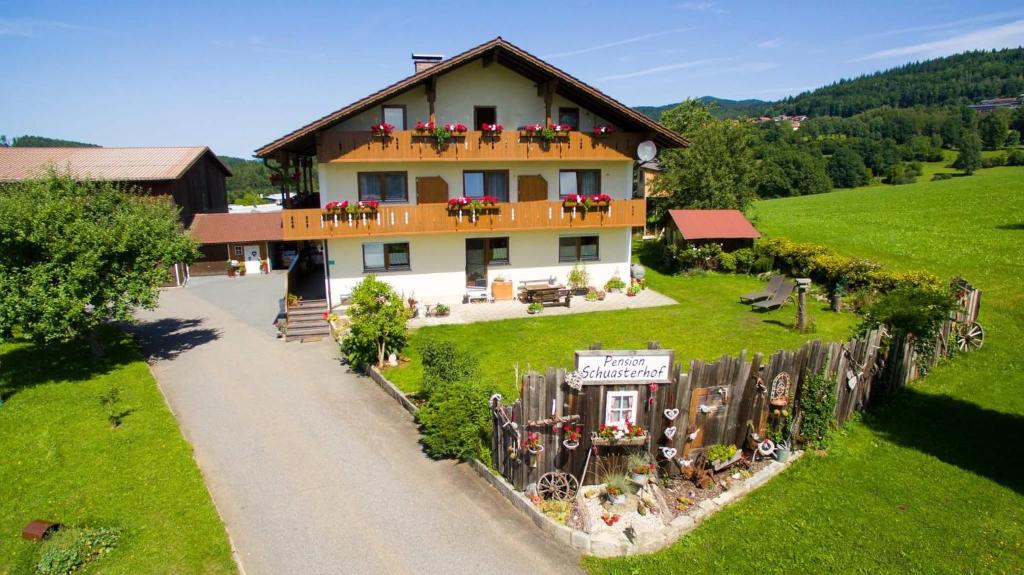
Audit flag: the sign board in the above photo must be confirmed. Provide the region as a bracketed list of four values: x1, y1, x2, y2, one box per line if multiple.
[574, 349, 674, 384]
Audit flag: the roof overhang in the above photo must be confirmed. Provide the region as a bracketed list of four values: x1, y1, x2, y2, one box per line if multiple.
[255, 37, 688, 158]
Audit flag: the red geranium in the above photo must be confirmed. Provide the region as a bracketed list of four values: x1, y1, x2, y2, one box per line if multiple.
[370, 122, 395, 135]
[592, 125, 614, 136]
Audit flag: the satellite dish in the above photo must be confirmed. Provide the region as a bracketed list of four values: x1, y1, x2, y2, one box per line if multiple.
[637, 140, 657, 162]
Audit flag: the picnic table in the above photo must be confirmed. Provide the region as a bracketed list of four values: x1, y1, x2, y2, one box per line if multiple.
[520, 281, 572, 308]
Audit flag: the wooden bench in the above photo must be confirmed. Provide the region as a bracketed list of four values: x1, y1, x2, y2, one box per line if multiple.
[526, 287, 572, 308]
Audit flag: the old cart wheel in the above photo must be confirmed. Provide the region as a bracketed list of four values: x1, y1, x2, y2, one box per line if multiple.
[537, 472, 579, 501]
[956, 321, 985, 352]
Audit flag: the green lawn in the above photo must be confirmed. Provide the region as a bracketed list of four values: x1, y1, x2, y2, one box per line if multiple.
[385, 272, 858, 400]
[586, 166, 1024, 573]
[0, 330, 236, 574]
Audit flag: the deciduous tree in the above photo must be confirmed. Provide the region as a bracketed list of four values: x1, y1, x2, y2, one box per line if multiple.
[340, 275, 408, 368]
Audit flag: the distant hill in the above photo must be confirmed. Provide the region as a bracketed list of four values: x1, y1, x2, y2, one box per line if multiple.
[634, 96, 771, 121]
[1, 135, 99, 147]
[773, 48, 1024, 117]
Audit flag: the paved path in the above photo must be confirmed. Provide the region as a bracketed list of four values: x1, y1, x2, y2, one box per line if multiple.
[132, 277, 581, 575]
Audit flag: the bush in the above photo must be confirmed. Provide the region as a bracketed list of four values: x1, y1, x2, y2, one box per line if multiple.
[797, 370, 836, 450]
[717, 251, 737, 273]
[981, 155, 1005, 169]
[36, 527, 121, 575]
[340, 275, 408, 369]
[931, 173, 954, 181]
[731, 248, 755, 273]
[417, 379, 492, 460]
[420, 340, 479, 397]
[856, 284, 956, 342]
[669, 242, 725, 271]
[1005, 149, 1024, 166]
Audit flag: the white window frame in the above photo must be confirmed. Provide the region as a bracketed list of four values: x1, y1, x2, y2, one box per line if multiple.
[605, 390, 638, 430]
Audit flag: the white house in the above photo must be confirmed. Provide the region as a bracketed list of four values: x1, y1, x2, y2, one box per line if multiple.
[256, 37, 687, 306]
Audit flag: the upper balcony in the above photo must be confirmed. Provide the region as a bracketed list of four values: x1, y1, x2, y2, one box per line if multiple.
[281, 199, 646, 241]
[317, 130, 645, 163]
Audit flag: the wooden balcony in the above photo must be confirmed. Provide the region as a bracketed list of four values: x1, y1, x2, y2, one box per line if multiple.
[281, 199, 646, 241]
[317, 130, 645, 163]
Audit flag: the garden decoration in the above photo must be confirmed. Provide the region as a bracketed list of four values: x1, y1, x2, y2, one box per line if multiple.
[563, 425, 582, 450]
[663, 408, 679, 421]
[526, 431, 544, 454]
[537, 471, 579, 501]
[770, 372, 791, 407]
[774, 440, 791, 463]
[659, 446, 677, 460]
[565, 370, 583, 391]
[648, 383, 658, 406]
[952, 277, 984, 352]
[663, 426, 677, 440]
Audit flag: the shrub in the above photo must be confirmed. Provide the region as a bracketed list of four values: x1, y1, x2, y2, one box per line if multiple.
[798, 370, 836, 450]
[604, 275, 627, 291]
[981, 155, 1005, 169]
[416, 379, 492, 460]
[931, 173, 954, 181]
[731, 248, 755, 273]
[567, 264, 589, 290]
[856, 284, 956, 342]
[1005, 149, 1024, 166]
[340, 275, 408, 369]
[670, 242, 725, 271]
[35, 527, 121, 575]
[717, 251, 737, 273]
[420, 340, 479, 397]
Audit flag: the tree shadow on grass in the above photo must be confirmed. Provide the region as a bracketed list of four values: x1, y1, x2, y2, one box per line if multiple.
[994, 223, 1024, 231]
[865, 387, 1024, 495]
[126, 317, 220, 362]
[0, 326, 138, 400]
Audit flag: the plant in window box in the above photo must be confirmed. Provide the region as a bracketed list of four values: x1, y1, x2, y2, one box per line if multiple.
[589, 193, 612, 208]
[370, 122, 395, 137]
[414, 119, 436, 134]
[592, 125, 615, 138]
[562, 194, 593, 212]
[525, 431, 544, 454]
[705, 443, 742, 471]
[323, 200, 349, 217]
[357, 200, 380, 214]
[480, 122, 503, 137]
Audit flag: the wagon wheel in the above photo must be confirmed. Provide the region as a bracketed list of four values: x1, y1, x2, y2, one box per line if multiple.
[956, 321, 985, 352]
[537, 471, 579, 501]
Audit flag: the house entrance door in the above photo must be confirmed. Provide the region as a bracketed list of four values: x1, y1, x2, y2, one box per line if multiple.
[465, 239, 487, 289]
[243, 244, 261, 275]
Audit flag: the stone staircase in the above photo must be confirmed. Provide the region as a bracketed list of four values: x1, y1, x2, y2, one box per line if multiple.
[285, 298, 331, 342]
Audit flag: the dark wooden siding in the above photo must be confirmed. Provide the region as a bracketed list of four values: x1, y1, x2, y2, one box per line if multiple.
[130, 152, 229, 226]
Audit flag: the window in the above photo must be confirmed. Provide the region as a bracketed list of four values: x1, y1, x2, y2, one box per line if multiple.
[605, 390, 638, 430]
[463, 170, 509, 202]
[362, 242, 410, 272]
[474, 106, 497, 129]
[559, 236, 599, 262]
[233, 245, 243, 257]
[558, 107, 580, 130]
[382, 105, 406, 130]
[559, 169, 600, 198]
[482, 237, 509, 265]
[358, 172, 408, 203]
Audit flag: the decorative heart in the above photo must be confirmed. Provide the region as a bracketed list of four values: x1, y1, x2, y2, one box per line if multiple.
[660, 447, 677, 459]
[663, 408, 680, 421]
[664, 426, 677, 440]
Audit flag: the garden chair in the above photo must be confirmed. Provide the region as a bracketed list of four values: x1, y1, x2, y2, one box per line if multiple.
[751, 281, 796, 311]
[739, 274, 784, 303]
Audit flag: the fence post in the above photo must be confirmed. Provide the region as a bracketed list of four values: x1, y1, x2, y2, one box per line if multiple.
[647, 341, 661, 350]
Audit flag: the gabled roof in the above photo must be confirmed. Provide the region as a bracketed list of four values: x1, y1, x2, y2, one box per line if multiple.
[667, 210, 760, 240]
[189, 212, 282, 244]
[0, 146, 232, 182]
[255, 37, 689, 158]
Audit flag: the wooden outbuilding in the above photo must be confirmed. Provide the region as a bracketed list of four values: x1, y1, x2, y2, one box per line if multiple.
[188, 212, 294, 276]
[664, 209, 760, 251]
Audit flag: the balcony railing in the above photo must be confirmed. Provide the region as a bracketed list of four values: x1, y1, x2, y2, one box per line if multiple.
[317, 130, 645, 163]
[281, 199, 646, 241]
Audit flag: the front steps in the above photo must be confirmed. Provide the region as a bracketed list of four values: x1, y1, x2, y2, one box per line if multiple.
[285, 298, 331, 342]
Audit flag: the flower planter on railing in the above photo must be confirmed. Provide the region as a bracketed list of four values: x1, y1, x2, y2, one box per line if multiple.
[521, 123, 572, 143]
[370, 123, 395, 138]
[321, 200, 379, 226]
[562, 194, 613, 217]
[447, 196, 500, 222]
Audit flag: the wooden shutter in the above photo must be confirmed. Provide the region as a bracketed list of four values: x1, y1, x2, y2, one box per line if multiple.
[517, 175, 547, 202]
[415, 176, 448, 204]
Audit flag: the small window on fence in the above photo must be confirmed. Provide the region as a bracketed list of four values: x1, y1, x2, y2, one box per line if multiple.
[233, 245, 243, 257]
[605, 390, 638, 430]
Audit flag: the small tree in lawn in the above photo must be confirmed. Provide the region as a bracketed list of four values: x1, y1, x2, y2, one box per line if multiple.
[341, 275, 408, 369]
[952, 131, 982, 175]
[0, 170, 198, 347]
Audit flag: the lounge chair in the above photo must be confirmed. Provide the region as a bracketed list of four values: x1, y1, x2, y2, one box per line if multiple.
[739, 275, 784, 303]
[752, 281, 796, 311]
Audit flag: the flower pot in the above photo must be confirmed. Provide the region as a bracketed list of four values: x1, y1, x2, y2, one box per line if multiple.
[527, 445, 544, 455]
[769, 397, 788, 408]
[630, 472, 648, 484]
[607, 493, 626, 505]
[562, 440, 579, 450]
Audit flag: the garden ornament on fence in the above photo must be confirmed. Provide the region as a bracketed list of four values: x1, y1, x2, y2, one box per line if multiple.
[664, 426, 677, 440]
[664, 408, 679, 421]
[770, 372, 791, 407]
[565, 371, 583, 391]
[659, 447, 677, 460]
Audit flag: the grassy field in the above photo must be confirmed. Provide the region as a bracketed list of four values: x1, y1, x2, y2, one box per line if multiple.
[385, 273, 858, 399]
[586, 166, 1024, 573]
[0, 330, 236, 574]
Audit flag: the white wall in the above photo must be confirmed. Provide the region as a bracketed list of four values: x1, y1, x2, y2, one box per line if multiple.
[318, 160, 633, 206]
[324, 60, 614, 133]
[326, 227, 632, 305]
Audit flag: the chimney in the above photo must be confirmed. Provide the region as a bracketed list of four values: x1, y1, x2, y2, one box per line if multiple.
[412, 53, 444, 74]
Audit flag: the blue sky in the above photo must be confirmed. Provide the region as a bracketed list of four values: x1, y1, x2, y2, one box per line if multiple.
[3, 1, 1023, 157]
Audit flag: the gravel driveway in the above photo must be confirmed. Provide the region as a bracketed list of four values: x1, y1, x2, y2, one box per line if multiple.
[131, 276, 581, 575]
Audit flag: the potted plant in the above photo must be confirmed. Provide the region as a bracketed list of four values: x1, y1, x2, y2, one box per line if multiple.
[370, 122, 395, 137]
[260, 258, 270, 274]
[831, 279, 847, 312]
[444, 122, 468, 136]
[597, 290, 606, 301]
[605, 275, 626, 293]
[357, 200, 380, 214]
[226, 260, 237, 278]
[590, 193, 612, 208]
[585, 290, 598, 302]
[237, 262, 247, 276]
[434, 303, 450, 317]
[705, 444, 742, 471]
[592, 125, 615, 137]
[567, 264, 589, 295]
[525, 431, 544, 454]
[287, 293, 302, 308]
[602, 473, 632, 505]
[481, 122, 503, 137]
[627, 453, 654, 484]
[626, 284, 642, 297]
[414, 119, 436, 133]
[562, 424, 582, 449]
[491, 275, 513, 300]
[562, 193, 592, 212]
[527, 302, 543, 315]
[323, 200, 349, 216]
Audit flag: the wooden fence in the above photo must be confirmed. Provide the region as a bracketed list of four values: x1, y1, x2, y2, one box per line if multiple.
[491, 284, 981, 490]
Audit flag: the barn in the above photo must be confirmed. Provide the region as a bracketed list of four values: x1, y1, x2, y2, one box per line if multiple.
[664, 209, 760, 252]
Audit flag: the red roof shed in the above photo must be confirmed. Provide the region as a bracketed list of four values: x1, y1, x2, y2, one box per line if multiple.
[666, 210, 760, 241]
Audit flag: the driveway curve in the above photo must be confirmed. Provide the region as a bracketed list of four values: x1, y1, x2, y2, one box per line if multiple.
[131, 276, 581, 575]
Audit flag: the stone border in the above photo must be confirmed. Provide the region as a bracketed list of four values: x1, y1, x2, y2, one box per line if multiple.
[364, 364, 804, 556]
